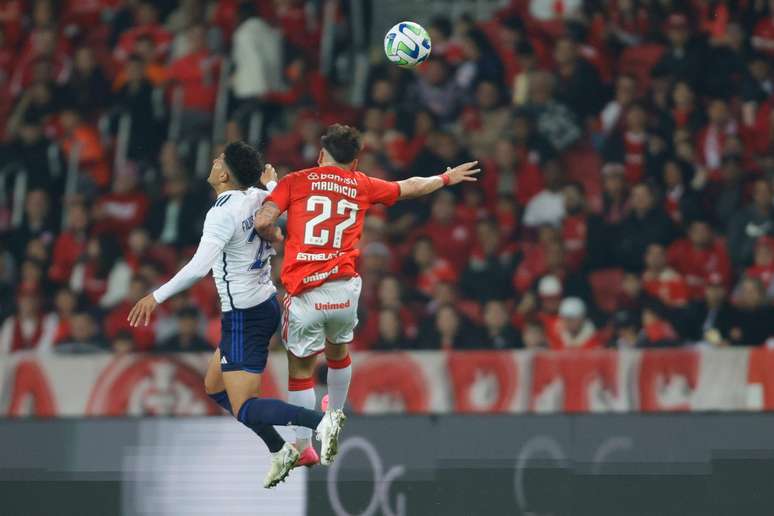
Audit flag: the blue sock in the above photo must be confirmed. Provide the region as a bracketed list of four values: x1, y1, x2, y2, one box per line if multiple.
[209, 391, 285, 453]
[237, 398, 324, 430]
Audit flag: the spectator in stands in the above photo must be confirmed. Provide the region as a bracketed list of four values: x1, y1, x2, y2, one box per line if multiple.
[51, 287, 79, 345]
[93, 166, 149, 242]
[728, 276, 774, 346]
[70, 236, 132, 309]
[372, 308, 413, 351]
[158, 307, 210, 352]
[114, 1, 172, 63]
[460, 218, 516, 302]
[417, 304, 480, 350]
[668, 219, 732, 299]
[147, 172, 205, 248]
[523, 159, 565, 228]
[696, 98, 738, 174]
[653, 13, 704, 90]
[166, 24, 220, 141]
[711, 154, 745, 226]
[523, 70, 581, 152]
[481, 300, 519, 349]
[58, 107, 110, 189]
[586, 164, 628, 268]
[114, 54, 162, 163]
[49, 202, 89, 285]
[56, 310, 102, 352]
[546, 297, 602, 349]
[617, 182, 674, 270]
[521, 320, 547, 349]
[104, 275, 156, 351]
[7, 189, 56, 262]
[553, 36, 604, 122]
[642, 243, 689, 307]
[2, 114, 64, 193]
[111, 331, 135, 354]
[641, 302, 680, 347]
[458, 80, 511, 158]
[410, 58, 464, 124]
[746, 237, 774, 294]
[482, 138, 544, 207]
[727, 179, 774, 267]
[230, 2, 283, 134]
[455, 28, 504, 92]
[0, 288, 56, 353]
[561, 181, 589, 271]
[427, 16, 462, 63]
[741, 53, 772, 126]
[63, 46, 110, 118]
[751, 1, 774, 55]
[600, 74, 637, 136]
[685, 272, 734, 344]
[608, 310, 645, 348]
[414, 191, 472, 272]
[662, 160, 702, 225]
[603, 103, 651, 184]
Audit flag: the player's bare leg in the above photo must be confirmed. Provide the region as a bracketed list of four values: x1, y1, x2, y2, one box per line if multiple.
[287, 352, 320, 467]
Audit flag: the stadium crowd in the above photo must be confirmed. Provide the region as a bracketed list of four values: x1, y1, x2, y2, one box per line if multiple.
[0, 0, 773, 354]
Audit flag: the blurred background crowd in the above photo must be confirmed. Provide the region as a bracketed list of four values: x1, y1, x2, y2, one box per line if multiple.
[0, 0, 773, 355]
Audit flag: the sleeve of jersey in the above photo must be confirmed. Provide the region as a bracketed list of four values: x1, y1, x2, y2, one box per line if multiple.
[152, 240, 222, 303]
[265, 175, 291, 212]
[368, 177, 401, 206]
[199, 207, 234, 248]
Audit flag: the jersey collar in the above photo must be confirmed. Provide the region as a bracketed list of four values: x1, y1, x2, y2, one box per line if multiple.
[216, 189, 245, 198]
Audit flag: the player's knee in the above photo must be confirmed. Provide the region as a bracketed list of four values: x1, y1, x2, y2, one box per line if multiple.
[324, 341, 349, 361]
[203, 370, 221, 395]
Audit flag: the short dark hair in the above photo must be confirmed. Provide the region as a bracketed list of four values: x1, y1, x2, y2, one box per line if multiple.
[320, 124, 362, 164]
[223, 141, 263, 187]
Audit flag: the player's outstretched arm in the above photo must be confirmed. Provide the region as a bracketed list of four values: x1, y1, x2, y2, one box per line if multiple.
[254, 201, 283, 243]
[127, 241, 221, 327]
[396, 161, 480, 200]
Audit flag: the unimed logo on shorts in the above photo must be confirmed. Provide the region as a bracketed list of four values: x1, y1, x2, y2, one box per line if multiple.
[314, 300, 351, 311]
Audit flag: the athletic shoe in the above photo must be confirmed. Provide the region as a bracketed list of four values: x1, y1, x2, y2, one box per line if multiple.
[293, 446, 320, 468]
[315, 409, 347, 466]
[264, 443, 300, 488]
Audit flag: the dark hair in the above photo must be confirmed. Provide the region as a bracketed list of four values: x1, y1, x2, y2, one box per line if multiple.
[320, 124, 362, 164]
[223, 141, 263, 187]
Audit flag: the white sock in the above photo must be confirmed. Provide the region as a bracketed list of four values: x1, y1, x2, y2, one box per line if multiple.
[287, 386, 315, 448]
[326, 362, 352, 411]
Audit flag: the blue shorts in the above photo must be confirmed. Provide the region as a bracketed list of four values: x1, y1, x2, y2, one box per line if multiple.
[220, 295, 281, 373]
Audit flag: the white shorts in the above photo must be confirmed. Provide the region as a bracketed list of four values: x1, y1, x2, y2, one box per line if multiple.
[281, 276, 362, 358]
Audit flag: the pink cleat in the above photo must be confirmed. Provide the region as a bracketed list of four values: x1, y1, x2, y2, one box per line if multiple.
[321, 394, 329, 412]
[294, 446, 320, 468]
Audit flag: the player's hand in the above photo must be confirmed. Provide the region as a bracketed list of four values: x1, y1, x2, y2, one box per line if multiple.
[444, 161, 480, 185]
[127, 294, 158, 327]
[261, 163, 278, 186]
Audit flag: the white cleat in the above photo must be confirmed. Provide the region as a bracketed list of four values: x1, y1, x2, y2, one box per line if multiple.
[264, 443, 300, 489]
[316, 409, 347, 466]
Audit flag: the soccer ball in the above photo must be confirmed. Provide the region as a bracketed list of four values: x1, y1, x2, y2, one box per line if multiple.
[384, 21, 432, 68]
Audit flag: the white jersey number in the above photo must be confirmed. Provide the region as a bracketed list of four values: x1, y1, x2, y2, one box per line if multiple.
[303, 195, 358, 248]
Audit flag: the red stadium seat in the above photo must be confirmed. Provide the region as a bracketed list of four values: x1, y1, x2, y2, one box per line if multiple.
[589, 268, 625, 314]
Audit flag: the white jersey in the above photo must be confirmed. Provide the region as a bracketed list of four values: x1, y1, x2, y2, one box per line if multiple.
[203, 188, 277, 311]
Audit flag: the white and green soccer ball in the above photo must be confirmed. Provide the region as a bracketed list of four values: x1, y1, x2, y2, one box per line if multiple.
[384, 21, 432, 68]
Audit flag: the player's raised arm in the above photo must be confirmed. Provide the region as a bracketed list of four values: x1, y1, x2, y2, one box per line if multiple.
[127, 207, 233, 327]
[396, 161, 480, 200]
[254, 201, 284, 243]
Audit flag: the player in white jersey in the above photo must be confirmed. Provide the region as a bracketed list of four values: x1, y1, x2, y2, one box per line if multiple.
[127, 142, 344, 488]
